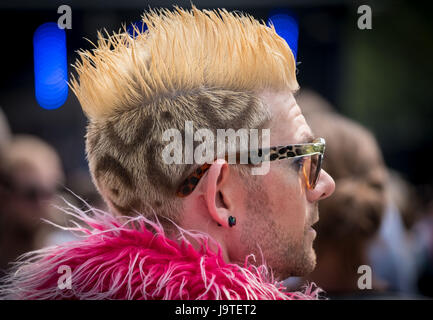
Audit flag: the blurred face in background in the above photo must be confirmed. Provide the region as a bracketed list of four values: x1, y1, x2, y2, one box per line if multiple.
[1, 136, 63, 231]
[7, 162, 58, 225]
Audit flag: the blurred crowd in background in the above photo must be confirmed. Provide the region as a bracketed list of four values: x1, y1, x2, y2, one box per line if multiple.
[0, 0, 432, 299]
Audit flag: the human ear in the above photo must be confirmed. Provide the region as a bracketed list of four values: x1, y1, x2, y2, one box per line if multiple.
[199, 159, 233, 228]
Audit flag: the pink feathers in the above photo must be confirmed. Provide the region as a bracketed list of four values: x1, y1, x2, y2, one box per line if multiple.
[0, 201, 321, 300]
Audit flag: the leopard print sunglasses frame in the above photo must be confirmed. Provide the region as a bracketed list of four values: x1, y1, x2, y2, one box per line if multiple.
[176, 137, 326, 197]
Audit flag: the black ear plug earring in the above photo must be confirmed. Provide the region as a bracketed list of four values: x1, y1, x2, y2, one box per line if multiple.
[228, 216, 236, 227]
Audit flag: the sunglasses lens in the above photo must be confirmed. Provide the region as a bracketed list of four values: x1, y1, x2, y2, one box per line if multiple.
[302, 156, 311, 188]
[301, 154, 322, 189]
[310, 153, 322, 189]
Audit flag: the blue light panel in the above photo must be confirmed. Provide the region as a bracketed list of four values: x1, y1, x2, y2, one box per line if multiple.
[33, 22, 68, 110]
[268, 10, 299, 61]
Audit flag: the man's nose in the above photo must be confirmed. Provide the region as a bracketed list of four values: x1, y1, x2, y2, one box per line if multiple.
[306, 169, 335, 203]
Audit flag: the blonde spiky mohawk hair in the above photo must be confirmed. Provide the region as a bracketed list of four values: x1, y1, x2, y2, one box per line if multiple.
[70, 5, 298, 120]
[70, 5, 299, 225]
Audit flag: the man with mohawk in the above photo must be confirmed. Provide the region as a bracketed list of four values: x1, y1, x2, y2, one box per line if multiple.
[0, 6, 334, 300]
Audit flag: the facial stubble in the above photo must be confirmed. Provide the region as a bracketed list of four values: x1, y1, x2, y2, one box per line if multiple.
[240, 179, 318, 278]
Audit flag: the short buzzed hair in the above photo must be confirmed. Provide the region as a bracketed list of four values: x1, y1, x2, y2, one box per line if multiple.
[70, 6, 298, 225]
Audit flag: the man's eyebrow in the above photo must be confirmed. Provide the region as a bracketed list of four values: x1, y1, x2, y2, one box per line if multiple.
[299, 132, 315, 144]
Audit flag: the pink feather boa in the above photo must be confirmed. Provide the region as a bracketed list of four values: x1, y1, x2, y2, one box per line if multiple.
[0, 200, 322, 300]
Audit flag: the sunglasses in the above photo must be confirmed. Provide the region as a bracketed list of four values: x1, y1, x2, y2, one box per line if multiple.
[176, 137, 326, 197]
[0, 172, 61, 202]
